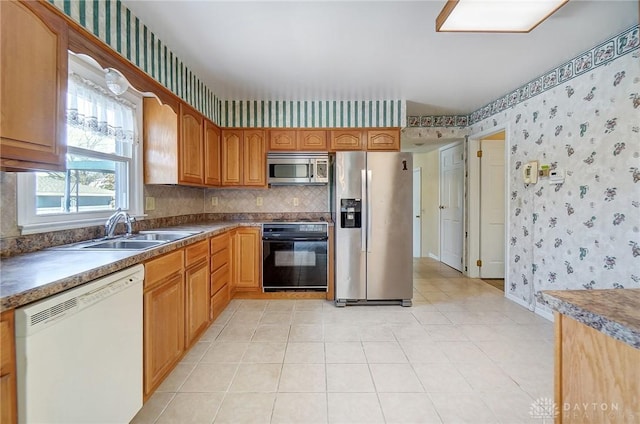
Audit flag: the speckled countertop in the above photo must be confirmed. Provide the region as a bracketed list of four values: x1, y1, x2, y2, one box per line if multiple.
[542, 289, 640, 349]
[0, 221, 259, 312]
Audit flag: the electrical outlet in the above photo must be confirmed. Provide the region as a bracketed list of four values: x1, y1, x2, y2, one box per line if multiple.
[145, 196, 155, 211]
[211, 196, 218, 206]
[256, 197, 263, 206]
[293, 197, 299, 207]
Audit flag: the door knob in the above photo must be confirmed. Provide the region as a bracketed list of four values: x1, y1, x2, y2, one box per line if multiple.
[439, 205, 445, 209]
[415, 215, 420, 218]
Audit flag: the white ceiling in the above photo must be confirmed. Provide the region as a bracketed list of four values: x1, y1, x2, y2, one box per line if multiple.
[123, 1, 637, 117]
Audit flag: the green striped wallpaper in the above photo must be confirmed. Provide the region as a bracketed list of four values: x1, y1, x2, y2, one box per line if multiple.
[50, 0, 405, 129]
[222, 100, 405, 128]
[50, 0, 222, 123]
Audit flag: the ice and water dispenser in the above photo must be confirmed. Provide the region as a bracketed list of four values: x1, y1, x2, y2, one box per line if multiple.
[340, 199, 362, 228]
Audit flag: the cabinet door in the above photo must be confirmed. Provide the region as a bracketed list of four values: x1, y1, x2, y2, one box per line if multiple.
[204, 121, 221, 186]
[234, 228, 261, 290]
[144, 273, 185, 397]
[298, 130, 328, 151]
[0, 1, 67, 171]
[179, 104, 204, 185]
[269, 130, 297, 151]
[0, 311, 16, 424]
[222, 130, 243, 186]
[143, 98, 179, 184]
[211, 284, 230, 322]
[330, 130, 363, 151]
[185, 259, 210, 347]
[243, 130, 266, 187]
[367, 129, 400, 151]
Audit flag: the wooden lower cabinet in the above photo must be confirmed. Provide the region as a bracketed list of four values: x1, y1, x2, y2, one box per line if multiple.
[210, 231, 231, 321]
[0, 310, 16, 424]
[232, 228, 261, 292]
[143, 271, 184, 398]
[185, 240, 210, 348]
[555, 313, 640, 424]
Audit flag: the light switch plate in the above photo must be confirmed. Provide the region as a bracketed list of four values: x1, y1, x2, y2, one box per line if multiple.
[256, 197, 263, 206]
[293, 197, 299, 206]
[145, 196, 155, 211]
[211, 196, 218, 206]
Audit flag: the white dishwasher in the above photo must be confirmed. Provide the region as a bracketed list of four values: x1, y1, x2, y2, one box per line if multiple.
[15, 264, 144, 424]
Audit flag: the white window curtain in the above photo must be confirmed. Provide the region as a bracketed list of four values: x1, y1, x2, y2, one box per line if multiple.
[66, 72, 137, 146]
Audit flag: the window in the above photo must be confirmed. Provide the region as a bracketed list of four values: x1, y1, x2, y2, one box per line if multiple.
[18, 54, 143, 234]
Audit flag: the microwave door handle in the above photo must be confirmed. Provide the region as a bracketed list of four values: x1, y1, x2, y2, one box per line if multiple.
[309, 159, 314, 183]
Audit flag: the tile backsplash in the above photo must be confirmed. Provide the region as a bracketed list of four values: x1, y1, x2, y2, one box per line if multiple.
[204, 185, 329, 214]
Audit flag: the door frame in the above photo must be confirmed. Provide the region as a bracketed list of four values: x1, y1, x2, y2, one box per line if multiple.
[439, 141, 464, 271]
[467, 124, 510, 279]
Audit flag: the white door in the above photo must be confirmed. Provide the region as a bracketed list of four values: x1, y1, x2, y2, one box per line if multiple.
[413, 168, 422, 257]
[480, 139, 505, 278]
[440, 143, 464, 271]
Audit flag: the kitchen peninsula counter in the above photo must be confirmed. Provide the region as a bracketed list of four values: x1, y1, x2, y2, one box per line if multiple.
[542, 288, 640, 349]
[542, 289, 639, 423]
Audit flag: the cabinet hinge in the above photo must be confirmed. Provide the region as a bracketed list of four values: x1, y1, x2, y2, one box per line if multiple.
[476, 259, 482, 267]
[477, 150, 483, 158]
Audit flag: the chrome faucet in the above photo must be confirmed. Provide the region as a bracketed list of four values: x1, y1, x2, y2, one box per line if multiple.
[104, 208, 134, 238]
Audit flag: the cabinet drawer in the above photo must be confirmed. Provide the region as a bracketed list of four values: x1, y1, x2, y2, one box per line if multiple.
[210, 232, 230, 254]
[210, 247, 229, 273]
[0, 312, 13, 374]
[211, 263, 230, 295]
[185, 240, 208, 268]
[145, 250, 184, 289]
[211, 284, 230, 322]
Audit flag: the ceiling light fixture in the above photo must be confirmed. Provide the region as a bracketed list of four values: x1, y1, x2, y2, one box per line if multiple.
[436, 0, 569, 33]
[105, 69, 128, 95]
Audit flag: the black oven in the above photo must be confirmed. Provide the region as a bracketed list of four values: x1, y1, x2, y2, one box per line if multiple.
[262, 223, 328, 292]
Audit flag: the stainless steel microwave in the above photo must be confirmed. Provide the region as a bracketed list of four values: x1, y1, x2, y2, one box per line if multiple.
[267, 153, 329, 185]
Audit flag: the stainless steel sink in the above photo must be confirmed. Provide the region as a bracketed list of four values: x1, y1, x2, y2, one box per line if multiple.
[53, 230, 202, 251]
[85, 240, 166, 250]
[127, 231, 198, 242]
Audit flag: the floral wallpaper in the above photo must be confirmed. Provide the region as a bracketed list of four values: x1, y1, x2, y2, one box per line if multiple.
[469, 48, 640, 312]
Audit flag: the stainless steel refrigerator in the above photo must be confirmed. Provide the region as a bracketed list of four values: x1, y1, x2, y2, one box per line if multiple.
[332, 151, 413, 306]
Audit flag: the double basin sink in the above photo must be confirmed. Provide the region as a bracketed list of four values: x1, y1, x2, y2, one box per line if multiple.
[55, 230, 202, 251]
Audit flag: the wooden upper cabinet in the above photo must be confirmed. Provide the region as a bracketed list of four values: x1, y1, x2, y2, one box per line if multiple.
[222, 130, 243, 186]
[144, 99, 221, 188]
[366, 129, 400, 151]
[222, 129, 266, 187]
[1, 0, 68, 172]
[298, 130, 328, 151]
[269, 130, 296, 151]
[330, 130, 363, 151]
[243, 130, 266, 187]
[268, 130, 327, 151]
[204, 121, 221, 186]
[143, 98, 179, 184]
[179, 104, 205, 185]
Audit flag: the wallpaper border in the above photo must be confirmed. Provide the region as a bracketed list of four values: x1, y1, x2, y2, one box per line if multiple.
[407, 24, 639, 128]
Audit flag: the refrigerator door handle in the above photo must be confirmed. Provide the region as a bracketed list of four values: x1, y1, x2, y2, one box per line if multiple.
[361, 169, 367, 252]
[367, 169, 373, 253]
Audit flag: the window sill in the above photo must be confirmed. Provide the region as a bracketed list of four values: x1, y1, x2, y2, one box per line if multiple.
[19, 214, 148, 235]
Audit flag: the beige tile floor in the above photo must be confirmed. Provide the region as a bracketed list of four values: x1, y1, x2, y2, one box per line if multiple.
[131, 258, 554, 424]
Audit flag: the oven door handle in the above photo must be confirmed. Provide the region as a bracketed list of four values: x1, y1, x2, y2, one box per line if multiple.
[262, 236, 328, 242]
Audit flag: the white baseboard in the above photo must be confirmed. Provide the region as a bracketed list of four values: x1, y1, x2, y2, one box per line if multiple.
[504, 292, 554, 322]
[427, 253, 440, 260]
